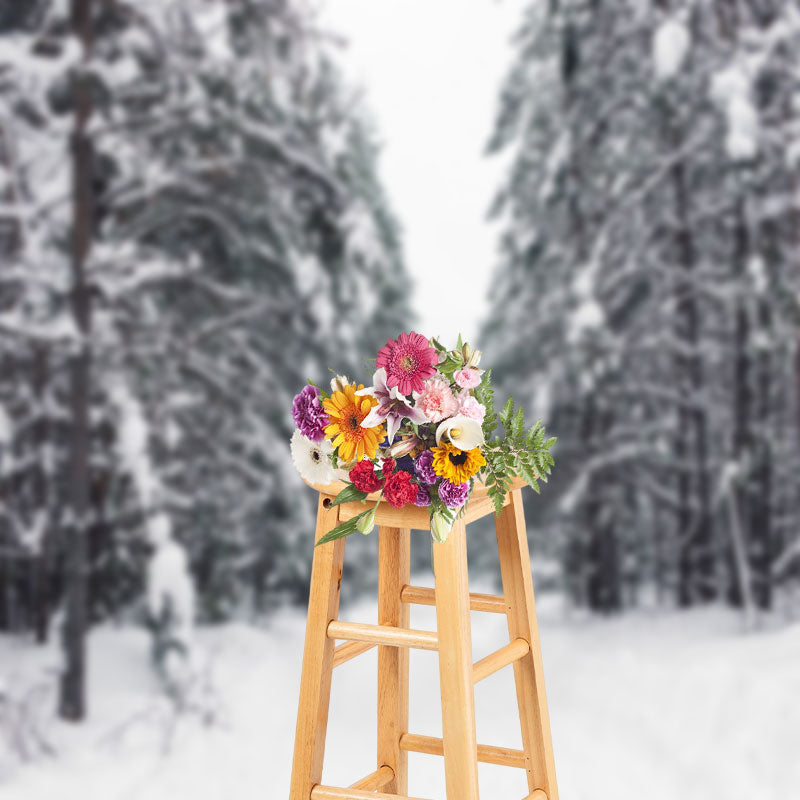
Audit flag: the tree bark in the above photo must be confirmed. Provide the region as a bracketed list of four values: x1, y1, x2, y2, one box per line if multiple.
[60, 0, 94, 722]
[32, 344, 51, 644]
[670, 149, 713, 607]
[728, 197, 752, 610]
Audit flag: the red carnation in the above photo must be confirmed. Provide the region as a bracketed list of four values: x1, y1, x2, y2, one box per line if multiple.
[349, 459, 383, 493]
[383, 470, 417, 509]
[381, 458, 396, 478]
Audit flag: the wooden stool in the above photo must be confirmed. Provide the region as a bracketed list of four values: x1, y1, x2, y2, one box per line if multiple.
[288, 477, 558, 800]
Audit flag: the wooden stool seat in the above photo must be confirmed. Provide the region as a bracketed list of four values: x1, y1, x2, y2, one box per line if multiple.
[288, 477, 559, 800]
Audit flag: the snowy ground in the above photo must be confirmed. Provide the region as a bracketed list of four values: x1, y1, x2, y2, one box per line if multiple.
[1, 582, 798, 800]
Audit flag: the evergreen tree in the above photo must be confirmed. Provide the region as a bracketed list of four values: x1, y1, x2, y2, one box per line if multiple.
[483, 0, 800, 615]
[0, 0, 412, 683]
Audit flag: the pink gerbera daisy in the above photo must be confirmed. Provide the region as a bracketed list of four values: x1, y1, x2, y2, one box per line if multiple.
[376, 331, 438, 395]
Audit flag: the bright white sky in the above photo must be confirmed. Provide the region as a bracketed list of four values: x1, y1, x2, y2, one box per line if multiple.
[319, 0, 525, 346]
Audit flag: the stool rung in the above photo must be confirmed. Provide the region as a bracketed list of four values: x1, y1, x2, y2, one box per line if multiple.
[473, 637, 530, 683]
[311, 786, 431, 800]
[524, 791, 548, 800]
[348, 765, 394, 790]
[332, 640, 376, 667]
[399, 733, 526, 768]
[327, 620, 438, 651]
[400, 584, 507, 614]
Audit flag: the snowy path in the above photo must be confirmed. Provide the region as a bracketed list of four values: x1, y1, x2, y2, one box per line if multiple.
[1, 584, 798, 800]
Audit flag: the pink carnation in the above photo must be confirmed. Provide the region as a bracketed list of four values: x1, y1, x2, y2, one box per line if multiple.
[454, 368, 482, 389]
[457, 393, 486, 423]
[416, 377, 458, 423]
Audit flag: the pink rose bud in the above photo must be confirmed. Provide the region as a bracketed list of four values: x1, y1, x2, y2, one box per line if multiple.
[454, 368, 482, 389]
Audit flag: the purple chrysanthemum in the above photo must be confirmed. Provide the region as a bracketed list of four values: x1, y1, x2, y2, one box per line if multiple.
[414, 450, 437, 485]
[438, 479, 470, 509]
[413, 484, 432, 507]
[292, 384, 329, 442]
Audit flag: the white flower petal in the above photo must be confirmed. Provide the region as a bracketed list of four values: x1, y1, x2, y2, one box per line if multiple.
[386, 414, 402, 443]
[357, 367, 390, 397]
[360, 406, 385, 429]
[290, 429, 335, 484]
[407, 406, 428, 425]
[435, 415, 484, 450]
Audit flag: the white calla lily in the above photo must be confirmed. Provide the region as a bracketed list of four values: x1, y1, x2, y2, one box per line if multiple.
[435, 415, 485, 451]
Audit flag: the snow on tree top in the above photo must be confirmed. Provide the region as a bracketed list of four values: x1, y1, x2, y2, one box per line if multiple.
[711, 62, 759, 162]
[652, 17, 689, 81]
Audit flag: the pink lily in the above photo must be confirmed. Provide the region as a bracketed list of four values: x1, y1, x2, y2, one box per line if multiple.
[356, 368, 427, 444]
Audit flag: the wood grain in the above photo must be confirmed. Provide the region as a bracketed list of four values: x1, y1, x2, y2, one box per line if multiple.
[289, 478, 560, 800]
[399, 733, 526, 769]
[337, 499, 431, 530]
[332, 640, 375, 668]
[472, 637, 530, 684]
[306, 475, 524, 531]
[289, 495, 346, 800]
[327, 620, 438, 651]
[377, 526, 411, 794]
[433, 518, 480, 799]
[495, 489, 559, 799]
[348, 765, 394, 791]
[400, 584, 507, 614]
[311, 786, 431, 800]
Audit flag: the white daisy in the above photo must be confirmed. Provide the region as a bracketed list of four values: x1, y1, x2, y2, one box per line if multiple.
[290, 429, 335, 485]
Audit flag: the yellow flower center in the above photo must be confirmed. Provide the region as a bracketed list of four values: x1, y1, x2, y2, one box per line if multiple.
[431, 442, 486, 484]
[449, 428, 461, 439]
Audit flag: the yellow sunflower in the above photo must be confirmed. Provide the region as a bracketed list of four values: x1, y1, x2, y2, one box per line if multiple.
[431, 442, 486, 484]
[323, 383, 384, 463]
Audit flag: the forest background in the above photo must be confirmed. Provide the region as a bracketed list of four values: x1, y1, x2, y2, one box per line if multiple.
[1, 1, 799, 798]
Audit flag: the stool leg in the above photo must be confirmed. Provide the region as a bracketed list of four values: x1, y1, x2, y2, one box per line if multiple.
[433, 518, 480, 800]
[289, 495, 346, 800]
[495, 489, 559, 800]
[377, 526, 411, 794]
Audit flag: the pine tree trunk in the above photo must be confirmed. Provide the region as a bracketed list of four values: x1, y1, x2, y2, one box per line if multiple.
[729, 197, 752, 611]
[32, 344, 51, 644]
[60, 0, 94, 722]
[583, 403, 623, 614]
[670, 151, 713, 607]
[750, 210, 783, 611]
[751, 298, 773, 610]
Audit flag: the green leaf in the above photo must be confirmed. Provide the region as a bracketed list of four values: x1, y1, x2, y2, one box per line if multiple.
[306, 378, 329, 399]
[331, 484, 370, 506]
[438, 356, 462, 376]
[511, 406, 525, 440]
[315, 513, 362, 546]
[490, 485, 505, 516]
[500, 397, 514, 427]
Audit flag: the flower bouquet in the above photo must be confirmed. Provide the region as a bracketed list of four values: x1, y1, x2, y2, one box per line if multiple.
[289, 332, 556, 545]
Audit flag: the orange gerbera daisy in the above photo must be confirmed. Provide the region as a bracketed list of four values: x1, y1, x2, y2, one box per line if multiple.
[323, 383, 384, 462]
